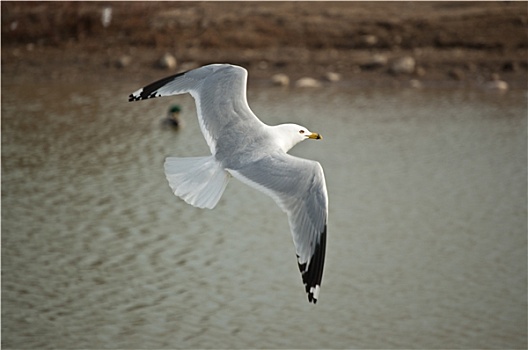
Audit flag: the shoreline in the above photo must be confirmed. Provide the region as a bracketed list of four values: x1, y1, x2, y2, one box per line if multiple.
[2, 2, 527, 89]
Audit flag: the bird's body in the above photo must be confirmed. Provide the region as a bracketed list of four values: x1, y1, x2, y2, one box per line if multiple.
[129, 64, 328, 303]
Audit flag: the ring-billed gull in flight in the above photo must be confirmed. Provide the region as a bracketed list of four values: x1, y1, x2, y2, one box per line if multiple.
[129, 64, 328, 304]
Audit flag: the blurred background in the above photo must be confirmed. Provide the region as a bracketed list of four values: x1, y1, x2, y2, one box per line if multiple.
[2, 1, 527, 87]
[2, 2, 527, 349]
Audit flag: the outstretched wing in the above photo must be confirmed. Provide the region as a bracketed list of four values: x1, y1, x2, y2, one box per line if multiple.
[229, 153, 328, 303]
[129, 64, 264, 155]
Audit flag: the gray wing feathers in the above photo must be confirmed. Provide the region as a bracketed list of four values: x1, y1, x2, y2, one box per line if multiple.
[129, 64, 262, 156]
[230, 154, 328, 266]
[129, 64, 230, 100]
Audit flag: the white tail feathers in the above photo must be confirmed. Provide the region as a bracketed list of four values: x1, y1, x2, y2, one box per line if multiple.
[164, 156, 230, 209]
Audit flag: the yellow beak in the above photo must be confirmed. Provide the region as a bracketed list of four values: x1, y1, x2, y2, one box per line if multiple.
[308, 132, 322, 140]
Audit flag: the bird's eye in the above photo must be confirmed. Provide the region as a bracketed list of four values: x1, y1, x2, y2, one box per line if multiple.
[299, 130, 305, 134]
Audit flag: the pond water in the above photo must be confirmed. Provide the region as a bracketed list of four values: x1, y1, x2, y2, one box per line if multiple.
[2, 79, 526, 349]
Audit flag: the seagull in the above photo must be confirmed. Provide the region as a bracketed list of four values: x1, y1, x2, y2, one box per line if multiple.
[129, 64, 328, 304]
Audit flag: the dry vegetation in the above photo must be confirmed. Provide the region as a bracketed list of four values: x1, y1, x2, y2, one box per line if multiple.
[2, 1, 527, 88]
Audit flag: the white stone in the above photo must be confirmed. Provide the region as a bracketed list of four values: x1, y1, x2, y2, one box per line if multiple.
[485, 80, 509, 91]
[271, 73, 290, 87]
[324, 72, 341, 82]
[389, 56, 416, 74]
[295, 77, 322, 88]
[116, 55, 131, 68]
[158, 53, 177, 70]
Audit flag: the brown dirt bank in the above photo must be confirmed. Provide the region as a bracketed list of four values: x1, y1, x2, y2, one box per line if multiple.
[2, 1, 527, 89]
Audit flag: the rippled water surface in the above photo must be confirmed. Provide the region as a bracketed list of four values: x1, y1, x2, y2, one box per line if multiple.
[2, 80, 527, 349]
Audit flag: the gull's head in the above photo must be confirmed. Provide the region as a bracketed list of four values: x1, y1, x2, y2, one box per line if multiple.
[274, 123, 322, 152]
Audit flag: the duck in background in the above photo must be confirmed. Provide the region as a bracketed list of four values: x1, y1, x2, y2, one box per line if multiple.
[162, 105, 184, 130]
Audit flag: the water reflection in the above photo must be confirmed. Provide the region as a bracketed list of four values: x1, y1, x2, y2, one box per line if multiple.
[2, 82, 526, 348]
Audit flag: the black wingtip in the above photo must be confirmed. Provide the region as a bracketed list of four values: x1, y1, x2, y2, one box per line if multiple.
[307, 292, 318, 304]
[128, 70, 188, 103]
[298, 225, 327, 304]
